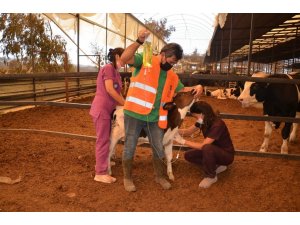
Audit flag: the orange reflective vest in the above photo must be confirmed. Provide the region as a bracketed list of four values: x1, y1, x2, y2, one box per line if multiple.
[124, 55, 179, 129]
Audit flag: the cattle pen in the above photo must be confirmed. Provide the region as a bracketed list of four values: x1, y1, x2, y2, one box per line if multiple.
[1, 12, 300, 215]
[0, 92, 299, 213]
[1, 72, 300, 159]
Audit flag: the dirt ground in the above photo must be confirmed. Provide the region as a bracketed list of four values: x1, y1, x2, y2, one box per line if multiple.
[0, 95, 299, 212]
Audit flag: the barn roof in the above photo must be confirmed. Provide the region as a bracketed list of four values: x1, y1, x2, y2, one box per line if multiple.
[204, 13, 299, 64]
[234, 36, 300, 63]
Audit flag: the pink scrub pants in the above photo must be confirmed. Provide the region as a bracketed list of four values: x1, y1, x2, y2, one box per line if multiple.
[93, 115, 111, 175]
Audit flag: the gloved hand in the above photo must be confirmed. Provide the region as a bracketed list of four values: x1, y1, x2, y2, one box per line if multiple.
[173, 133, 186, 145]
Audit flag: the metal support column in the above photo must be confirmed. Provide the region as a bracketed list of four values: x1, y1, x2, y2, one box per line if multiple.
[219, 31, 223, 74]
[77, 14, 80, 72]
[105, 13, 108, 62]
[227, 14, 233, 75]
[247, 13, 254, 76]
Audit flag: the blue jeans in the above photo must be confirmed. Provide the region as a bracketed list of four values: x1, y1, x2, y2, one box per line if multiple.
[123, 114, 165, 160]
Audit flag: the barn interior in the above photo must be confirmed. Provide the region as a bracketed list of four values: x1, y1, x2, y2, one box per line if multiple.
[0, 12, 300, 215]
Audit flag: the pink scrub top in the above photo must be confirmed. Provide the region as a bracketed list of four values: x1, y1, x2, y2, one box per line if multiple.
[89, 63, 122, 119]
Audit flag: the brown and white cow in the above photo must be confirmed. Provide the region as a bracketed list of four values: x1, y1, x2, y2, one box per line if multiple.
[238, 71, 300, 154]
[109, 90, 195, 180]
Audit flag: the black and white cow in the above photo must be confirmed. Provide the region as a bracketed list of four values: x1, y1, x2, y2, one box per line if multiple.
[109, 90, 196, 180]
[206, 86, 242, 100]
[238, 71, 300, 154]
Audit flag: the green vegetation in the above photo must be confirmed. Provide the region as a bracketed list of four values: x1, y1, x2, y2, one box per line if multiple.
[144, 17, 175, 41]
[0, 13, 69, 73]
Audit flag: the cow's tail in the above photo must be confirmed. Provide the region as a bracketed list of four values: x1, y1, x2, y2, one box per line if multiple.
[111, 109, 117, 128]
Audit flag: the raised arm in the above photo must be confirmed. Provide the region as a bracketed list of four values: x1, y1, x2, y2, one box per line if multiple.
[121, 28, 150, 65]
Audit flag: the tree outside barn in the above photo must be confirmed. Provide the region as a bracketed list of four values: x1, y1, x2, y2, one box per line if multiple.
[0, 13, 72, 74]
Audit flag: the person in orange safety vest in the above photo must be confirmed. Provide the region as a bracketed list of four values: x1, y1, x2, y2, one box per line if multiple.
[120, 28, 203, 192]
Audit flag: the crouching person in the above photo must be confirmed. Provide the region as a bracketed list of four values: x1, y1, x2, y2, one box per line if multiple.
[174, 101, 235, 188]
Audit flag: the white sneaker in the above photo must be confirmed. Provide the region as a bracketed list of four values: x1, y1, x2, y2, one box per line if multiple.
[199, 177, 217, 188]
[216, 165, 227, 174]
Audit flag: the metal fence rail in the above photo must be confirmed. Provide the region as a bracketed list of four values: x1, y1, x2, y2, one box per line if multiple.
[2, 72, 300, 124]
[180, 73, 300, 84]
[1, 128, 299, 160]
[0, 72, 99, 112]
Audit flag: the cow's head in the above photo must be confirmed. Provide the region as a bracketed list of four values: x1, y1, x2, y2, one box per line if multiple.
[121, 77, 130, 97]
[163, 90, 195, 130]
[223, 88, 239, 99]
[238, 72, 268, 107]
[249, 82, 268, 102]
[232, 86, 243, 98]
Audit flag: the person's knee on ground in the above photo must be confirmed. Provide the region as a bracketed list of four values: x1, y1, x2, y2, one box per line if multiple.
[184, 149, 203, 165]
[184, 150, 194, 162]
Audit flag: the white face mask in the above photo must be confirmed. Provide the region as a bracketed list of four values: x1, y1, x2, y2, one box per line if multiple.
[116, 61, 122, 70]
[197, 118, 204, 124]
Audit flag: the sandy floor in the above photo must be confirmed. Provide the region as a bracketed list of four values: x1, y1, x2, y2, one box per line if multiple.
[0, 95, 299, 212]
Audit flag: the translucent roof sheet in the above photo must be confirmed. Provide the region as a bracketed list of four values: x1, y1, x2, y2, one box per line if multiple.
[133, 13, 216, 55]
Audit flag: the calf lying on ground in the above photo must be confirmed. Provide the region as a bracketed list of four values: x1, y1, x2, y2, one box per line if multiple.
[109, 91, 195, 180]
[206, 86, 242, 99]
[238, 72, 300, 154]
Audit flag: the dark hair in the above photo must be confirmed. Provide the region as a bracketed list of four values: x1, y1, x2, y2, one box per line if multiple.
[107, 47, 124, 69]
[160, 43, 183, 60]
[190, 101, 218, 133]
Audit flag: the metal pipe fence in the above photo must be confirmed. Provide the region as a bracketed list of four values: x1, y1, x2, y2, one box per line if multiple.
[1, 72, 300, 124]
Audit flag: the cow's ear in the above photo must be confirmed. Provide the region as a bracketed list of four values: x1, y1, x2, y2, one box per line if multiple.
[163, 102, 176, 110]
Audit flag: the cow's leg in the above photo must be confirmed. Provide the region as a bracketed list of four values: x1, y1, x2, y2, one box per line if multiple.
[289, 111, 300, 142]
[260, 121, 273, 152]
[108, 124, 125, 175]
[164, 143, 175, 181]
[162, 128, 179, 181]
[281, 122, 293, 154]
[289, 123, 298, 142]
[289, 112, 299, 142]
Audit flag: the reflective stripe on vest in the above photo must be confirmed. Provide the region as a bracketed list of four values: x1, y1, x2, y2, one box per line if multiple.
[124, 55, 179, 129]
[126, 96, 153, 109]
[124, 56, 160, 115]
[159, 115, 167, 121]
[129, 81, 157, 94]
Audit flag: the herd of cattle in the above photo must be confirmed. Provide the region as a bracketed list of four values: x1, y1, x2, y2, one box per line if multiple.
[110, 71, 300, 177]
[204, 71, 300, 154]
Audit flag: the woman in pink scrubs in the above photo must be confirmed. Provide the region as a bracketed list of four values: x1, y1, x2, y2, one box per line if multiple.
[90, 48, 125, 183]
